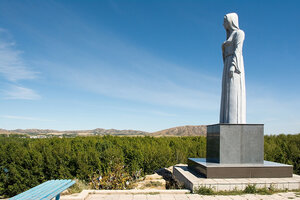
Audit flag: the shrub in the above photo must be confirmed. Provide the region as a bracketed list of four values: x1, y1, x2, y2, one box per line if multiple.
[244, 184, 256, 193]
[194, 186, 214, 195]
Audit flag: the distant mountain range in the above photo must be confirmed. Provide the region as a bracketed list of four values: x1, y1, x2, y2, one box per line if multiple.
[0, 125, 207, 137]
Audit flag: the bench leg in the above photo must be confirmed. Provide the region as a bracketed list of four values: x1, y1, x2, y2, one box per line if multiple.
[56, 193, 60, 200]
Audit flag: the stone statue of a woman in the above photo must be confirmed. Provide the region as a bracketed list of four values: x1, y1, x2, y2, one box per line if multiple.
[220, 13, 246, 124]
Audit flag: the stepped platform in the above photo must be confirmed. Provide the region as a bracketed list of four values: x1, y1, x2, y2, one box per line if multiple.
[188, 158, 293, 178]
[173, 164, 300, 192]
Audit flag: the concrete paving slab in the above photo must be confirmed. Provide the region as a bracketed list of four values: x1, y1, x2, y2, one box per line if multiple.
[87, 194, 108, 200]
[103, 194, 120, 200]
[226, 195, 245, 200]
[173, 194, 190, 200]
[256, 195, 276, 200]
[133, 194, 147, 200]
[265, 194, 286, 200]
[214, 195, 232, 200]
[120, 194, 134, 200]
[241, 194, 260, 200]
[186, 194, 202, 200]
[146, 194, 160, 200]
[254, 195, 270, 200]
[278, 192, 298, 197]
[159, 194, 175, 200]
[200, 196, 217, 200]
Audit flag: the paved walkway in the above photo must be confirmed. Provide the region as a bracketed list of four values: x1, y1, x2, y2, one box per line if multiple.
[87, 192, 300, 200]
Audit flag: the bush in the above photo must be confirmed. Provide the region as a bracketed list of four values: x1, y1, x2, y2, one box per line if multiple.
[194, 186, 214, 195]
[244, 184, 256, 193]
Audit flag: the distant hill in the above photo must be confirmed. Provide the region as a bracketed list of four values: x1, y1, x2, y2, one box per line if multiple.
[0, 125, 207, 137]
[150, 125, 206, 136]
[0, 128, 148, 136]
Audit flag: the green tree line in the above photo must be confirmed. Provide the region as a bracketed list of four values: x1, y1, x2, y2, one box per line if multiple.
[0, 134, 299, 197]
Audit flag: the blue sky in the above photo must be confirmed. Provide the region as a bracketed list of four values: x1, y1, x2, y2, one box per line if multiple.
[0, 0, 299, 134]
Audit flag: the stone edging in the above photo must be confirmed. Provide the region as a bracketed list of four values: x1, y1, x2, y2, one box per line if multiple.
[61, 189, 191, 200]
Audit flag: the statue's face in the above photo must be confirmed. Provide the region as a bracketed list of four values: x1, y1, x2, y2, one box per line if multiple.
[223, 17, 229, 30]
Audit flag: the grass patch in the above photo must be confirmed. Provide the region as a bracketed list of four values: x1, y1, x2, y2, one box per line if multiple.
[146, 192, 160, 195]
[67, 179, 90, 194]
[144, 181, 163, 188]
[194, 186, 214, 195]
[132, 192, 160, 195]
[212, 189, 244, 195]
[194, 184, 299, 196]
[244, 184, 257, 193]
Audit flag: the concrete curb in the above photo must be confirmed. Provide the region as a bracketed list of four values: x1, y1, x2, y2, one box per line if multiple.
[61, 189, 191, 200]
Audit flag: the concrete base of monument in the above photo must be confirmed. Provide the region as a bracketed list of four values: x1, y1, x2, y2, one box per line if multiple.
[173, 164, 300, 192]
[188, 158, 293, 178]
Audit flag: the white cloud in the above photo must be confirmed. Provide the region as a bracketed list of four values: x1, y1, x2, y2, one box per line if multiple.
[0, 29, 40, 100]
[62, 62, 219, 110]
[0, 30, 37, 81]
[2, 85, 41, 100]
[43, 34, 221, 110]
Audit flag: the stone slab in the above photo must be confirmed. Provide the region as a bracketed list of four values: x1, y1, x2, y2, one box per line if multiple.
[77, 192, 300, 200]
[173, 164, 299, 192]
[61, 189, 191, 200]
[207, 124, 264, 164]
[188, 158, 293, 178]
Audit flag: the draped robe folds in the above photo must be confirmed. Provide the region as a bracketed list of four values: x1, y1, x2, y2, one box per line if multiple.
[220, 21, 246, 124]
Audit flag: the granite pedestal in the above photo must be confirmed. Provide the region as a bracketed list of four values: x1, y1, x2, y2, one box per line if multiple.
[206, 124, 264, 164]
[188, 124, 293, 178]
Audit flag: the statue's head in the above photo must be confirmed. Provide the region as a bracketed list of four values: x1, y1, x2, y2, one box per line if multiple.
[223, 13, 239, 31]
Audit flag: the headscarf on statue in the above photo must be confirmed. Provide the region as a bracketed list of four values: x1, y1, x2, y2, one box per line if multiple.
[224, 13, 240, 39]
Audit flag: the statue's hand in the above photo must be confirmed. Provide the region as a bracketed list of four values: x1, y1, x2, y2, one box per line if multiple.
[222, 42, 226, 49]
[229, 66, 235, 78]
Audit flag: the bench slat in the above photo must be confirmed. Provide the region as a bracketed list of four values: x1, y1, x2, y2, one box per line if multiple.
[39, 180, 74, 200]
[28, 180, 71, 200]
[11, 180, 62, 200]
[42, 180, 75, 200]
[10, 180, 56, 200]
[9, 180, 75, 200]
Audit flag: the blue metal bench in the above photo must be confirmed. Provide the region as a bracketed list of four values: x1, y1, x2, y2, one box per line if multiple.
[9, 179, 75, 200]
